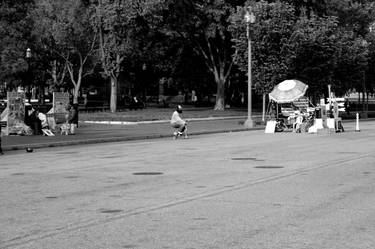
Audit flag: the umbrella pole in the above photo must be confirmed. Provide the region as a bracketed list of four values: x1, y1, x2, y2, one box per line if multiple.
[276, 103, 279, 119]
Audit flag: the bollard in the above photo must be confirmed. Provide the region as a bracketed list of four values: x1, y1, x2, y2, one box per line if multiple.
[355, 112, 360, 132]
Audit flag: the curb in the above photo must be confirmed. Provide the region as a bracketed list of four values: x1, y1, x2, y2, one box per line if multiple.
[83, 116, 248, 125]
[1, 117, 371, 152]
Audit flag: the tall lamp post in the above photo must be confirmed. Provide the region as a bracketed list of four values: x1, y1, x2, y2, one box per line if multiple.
[26, 48, 32, 103]
[244, 7, 255, 128]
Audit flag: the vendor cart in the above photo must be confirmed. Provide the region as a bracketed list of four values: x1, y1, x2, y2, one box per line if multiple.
[267, 79, 315, 132]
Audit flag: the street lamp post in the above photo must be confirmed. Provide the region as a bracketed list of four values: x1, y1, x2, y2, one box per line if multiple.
[244, 7, 256, 128]
[26, 48, 32, 103]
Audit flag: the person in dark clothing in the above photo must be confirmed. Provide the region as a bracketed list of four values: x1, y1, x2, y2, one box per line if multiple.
[25, 105, 42, 135]
[66, 104, 78, 134]
[0, 123, 3, 155]
[344, 99, 350, 115]
[129, 96, 144, 110]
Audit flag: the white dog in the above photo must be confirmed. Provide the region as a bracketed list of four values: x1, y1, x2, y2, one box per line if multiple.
[60, 123, 70, 135]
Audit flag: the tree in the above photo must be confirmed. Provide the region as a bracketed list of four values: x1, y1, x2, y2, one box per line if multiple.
[230, 1, 296, 95]
[0, 0, 34, 90]
[32, 0, 97, 104]
[283, 0, 328, 17]
[326, 0, 375, 37]
[231, 0, 372, 105]
[165, 0, 245, 110]
[94, 0, 164, 112]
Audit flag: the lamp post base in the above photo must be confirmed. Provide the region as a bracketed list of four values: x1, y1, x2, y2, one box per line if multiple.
[244, 118, 254, 128]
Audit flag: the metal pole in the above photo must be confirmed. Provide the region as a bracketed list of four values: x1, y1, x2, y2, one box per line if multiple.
[244, 22, 254, 128]
[26, 48, 32, 103]
[27, 58, 31, 103]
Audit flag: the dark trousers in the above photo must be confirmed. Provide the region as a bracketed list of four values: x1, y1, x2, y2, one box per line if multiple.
[172, 122, 186, 133]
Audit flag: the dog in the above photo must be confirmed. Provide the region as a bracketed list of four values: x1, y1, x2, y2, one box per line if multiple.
[60, 123, 70, 135]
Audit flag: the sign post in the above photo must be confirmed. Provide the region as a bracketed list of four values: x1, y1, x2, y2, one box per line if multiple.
[6, 92, 25, 135]
[52, 92, 70, 124]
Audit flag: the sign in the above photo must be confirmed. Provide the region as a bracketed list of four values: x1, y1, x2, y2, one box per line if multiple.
[265, 120, 276, 133]
[293, 97, 309, 110]
[7, 92, 25, 134]
[53, 92, 70, 123]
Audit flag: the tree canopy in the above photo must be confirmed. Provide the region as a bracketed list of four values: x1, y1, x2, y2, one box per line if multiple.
[231, 0, 375, 103]
[1, 0, 375, 109]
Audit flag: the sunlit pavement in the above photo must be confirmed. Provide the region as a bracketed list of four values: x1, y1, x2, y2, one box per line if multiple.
[0, 120, 375, 248]
[1, 115, 369, 152]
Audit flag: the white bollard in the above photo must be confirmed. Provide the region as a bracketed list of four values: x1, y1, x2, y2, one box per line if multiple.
[355, 112, 360, 132]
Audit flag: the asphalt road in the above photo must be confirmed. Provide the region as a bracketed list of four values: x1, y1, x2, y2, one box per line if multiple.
[1, 121, 375, 249]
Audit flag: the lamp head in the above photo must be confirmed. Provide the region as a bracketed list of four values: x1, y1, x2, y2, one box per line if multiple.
[244, 7, 255, 24]
[26, 48, 32, 58]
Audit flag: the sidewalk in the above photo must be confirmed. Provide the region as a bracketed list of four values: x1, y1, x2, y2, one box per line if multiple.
[1, 110, 260, 151]
[1, 106, 366, 152]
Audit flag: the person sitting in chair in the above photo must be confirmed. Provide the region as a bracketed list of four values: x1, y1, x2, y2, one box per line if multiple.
[293, 111, 304, 133]
[170, 105, 187, 139]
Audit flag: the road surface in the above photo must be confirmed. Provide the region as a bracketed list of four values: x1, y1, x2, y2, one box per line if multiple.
[1, 121, 375, 248]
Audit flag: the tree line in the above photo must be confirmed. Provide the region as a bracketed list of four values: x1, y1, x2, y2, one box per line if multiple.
[0, 0, 374, 111]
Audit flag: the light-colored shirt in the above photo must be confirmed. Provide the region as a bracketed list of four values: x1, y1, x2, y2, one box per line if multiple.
[38, 112, 48, 128]
[171, 111, 183, 124]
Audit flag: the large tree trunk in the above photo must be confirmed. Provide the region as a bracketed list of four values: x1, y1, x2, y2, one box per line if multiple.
[72, 74, 82, 104]
[110, 76, 117, 113]
[213, 60, 227, 110]
[67, 63, 82, 105]
[52, 60, 58, 85]
[199, 38, 233, 111]
[73, 86, 79, 104]
[214, 77, 225, 110]
[109, 55, 121, 113]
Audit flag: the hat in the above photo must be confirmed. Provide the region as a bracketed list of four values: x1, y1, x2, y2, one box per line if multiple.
[176, 105, 182, 113]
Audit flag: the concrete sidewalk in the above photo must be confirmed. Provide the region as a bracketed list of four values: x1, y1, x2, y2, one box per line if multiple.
[1, 112, 366, 152]
[2, 116, 261, 152]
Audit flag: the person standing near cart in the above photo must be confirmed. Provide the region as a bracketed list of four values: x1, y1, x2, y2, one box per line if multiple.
[0, 120, 5, 154]
[66, 104, 78, 135]
[344, 98, 350, 116]
[0, 124, 3, 155]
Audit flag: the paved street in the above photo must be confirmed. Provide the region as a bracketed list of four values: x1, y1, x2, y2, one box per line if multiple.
[1, 121, 375, 249]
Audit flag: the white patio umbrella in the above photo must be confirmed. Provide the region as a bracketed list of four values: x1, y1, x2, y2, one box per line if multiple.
[269, 79, 308, 103]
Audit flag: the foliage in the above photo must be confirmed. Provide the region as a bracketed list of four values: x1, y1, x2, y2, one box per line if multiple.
[366, 30, 375, 94]
[326, 0, 375, 37]
[230, 1, 296, 94]
[32, 0, 98, 103]
[94, 0, 165, 111]
[231, 0, 374, 101]
[165, 0, 245, 110]
[0, 0, 34, 88]
[1, 0, 375, 110]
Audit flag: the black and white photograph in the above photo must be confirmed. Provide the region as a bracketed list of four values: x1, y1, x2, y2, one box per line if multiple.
[1, 0, 375, 248]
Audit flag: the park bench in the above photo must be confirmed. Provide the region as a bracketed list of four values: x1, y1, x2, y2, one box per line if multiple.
[0, 121, 6, 128]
